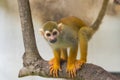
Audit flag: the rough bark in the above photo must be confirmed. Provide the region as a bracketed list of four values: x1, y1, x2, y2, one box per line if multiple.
[19, 62, 119, 80]
[17, 0, 119, 80]
[17, 0, 42, 64]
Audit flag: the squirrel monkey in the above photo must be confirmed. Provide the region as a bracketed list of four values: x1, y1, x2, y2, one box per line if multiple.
[40, 16, 96, 77]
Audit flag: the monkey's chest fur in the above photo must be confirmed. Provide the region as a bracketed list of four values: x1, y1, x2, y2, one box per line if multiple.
[50, 27, 78, 49]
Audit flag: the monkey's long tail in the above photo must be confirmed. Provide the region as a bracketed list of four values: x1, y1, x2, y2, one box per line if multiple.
[90, 0, 109, 32]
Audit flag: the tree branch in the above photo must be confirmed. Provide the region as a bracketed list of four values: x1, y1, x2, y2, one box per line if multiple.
[19, 62, 118, 80]
[17, 0, 42, 64]
[17, 0, 119, 79]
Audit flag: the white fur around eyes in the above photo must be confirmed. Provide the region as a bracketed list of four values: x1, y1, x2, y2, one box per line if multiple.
[52, 29, 59, 36]
[45, 31, 51, 38]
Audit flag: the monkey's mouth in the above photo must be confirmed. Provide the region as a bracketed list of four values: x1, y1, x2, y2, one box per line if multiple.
[50, 39, 57, 43]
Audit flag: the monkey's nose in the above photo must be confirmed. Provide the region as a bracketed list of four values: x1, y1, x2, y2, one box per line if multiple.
[50, 39, 57, 43]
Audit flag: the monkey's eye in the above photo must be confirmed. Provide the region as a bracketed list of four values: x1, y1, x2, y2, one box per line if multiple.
[52, 31, 57, 36]
[46, 33, 51, 37]
[45, 31, 51, 39]
[52, 29, 59, 36]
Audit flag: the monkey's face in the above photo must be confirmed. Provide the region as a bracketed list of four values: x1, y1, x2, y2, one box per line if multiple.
[44, 29, 60, 44]
[40, 21, 63, 44]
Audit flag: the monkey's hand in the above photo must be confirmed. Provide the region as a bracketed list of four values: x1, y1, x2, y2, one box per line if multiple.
[66, 60, 86, 78]
[49, 58, 61, 77]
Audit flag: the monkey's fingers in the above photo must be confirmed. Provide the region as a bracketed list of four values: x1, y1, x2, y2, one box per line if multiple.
[50, 68, 59, 77]
[73, 69, 77, 77]
[71, 69, 76, 78]
[49, 65, 61, 77]
[49, 66, 55, 76]
[49, 67, 54, 76]
[71, 71, 74, 78]
[49, 65, 53, 70]
[66, 67, 76, 78]
[53, 69, 58, 77]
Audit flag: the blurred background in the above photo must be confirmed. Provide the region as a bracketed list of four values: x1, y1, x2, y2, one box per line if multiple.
[0, 0, 120, 80]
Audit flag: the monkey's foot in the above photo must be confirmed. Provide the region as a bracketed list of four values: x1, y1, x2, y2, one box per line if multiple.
[66, 61, 77, 78]
[49, 58, 61, 77]
[75, 60, 86, 70]
[66, 60, 86, 78]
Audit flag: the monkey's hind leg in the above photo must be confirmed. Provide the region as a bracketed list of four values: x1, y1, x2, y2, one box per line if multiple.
[49, 49, 61, 77]
[66, 46, 78, 78]
[75, 27, 93, 70]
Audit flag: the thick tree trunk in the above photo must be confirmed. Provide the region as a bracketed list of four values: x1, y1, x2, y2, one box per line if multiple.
[17, 0, 42, 65]
[17, 0, 119, 79]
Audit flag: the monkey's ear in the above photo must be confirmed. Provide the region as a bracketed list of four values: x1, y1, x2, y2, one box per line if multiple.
[39, 28, 44, 36]
[58, 23, 63, 31]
